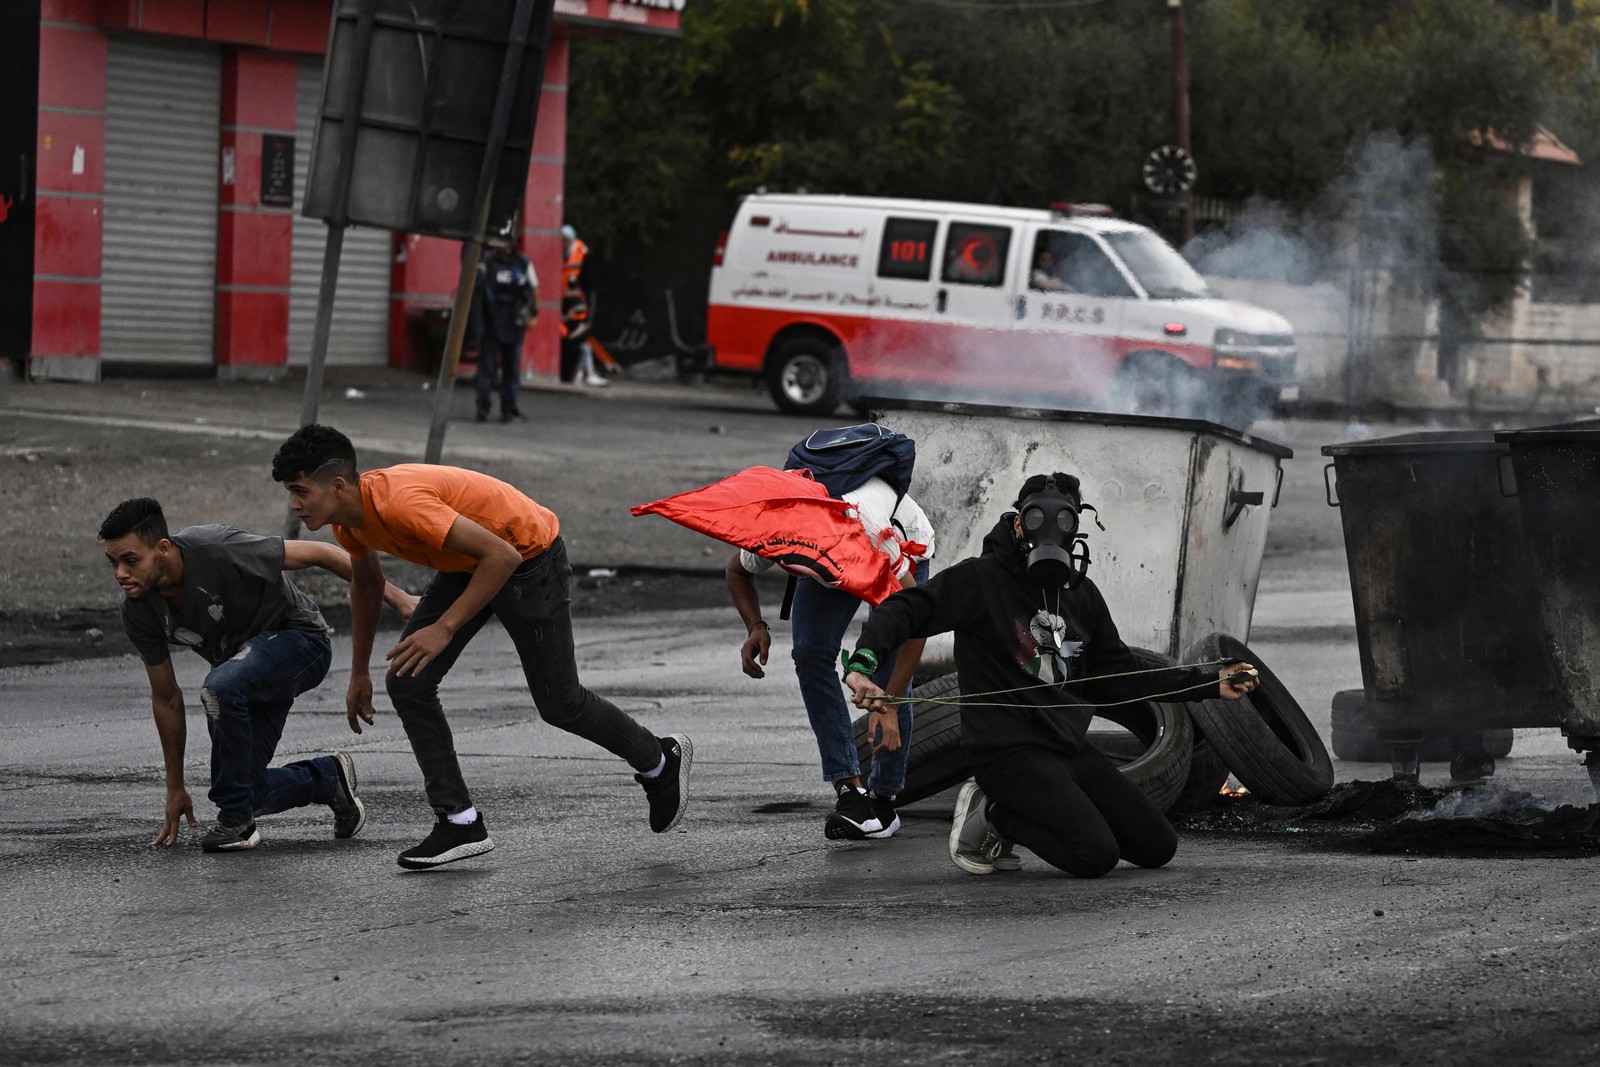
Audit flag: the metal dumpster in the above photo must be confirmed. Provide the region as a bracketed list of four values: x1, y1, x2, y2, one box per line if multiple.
[1495, 420, 1600, 768]
[1321, 431, 1559, 777]
[870, 399, 1290, 658]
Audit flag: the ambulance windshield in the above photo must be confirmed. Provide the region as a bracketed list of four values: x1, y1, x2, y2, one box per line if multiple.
[1101, 230, 1211, 300]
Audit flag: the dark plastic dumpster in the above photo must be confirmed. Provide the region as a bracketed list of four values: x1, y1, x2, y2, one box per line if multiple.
[1495, 419, 1600, 768]
[1322, 431, 1558, 778]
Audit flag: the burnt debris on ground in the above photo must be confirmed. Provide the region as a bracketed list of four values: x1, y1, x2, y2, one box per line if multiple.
[1173, 778, 1600, 856]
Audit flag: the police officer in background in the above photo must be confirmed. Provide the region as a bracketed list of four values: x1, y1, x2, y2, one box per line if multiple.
[475, 236, 537, 423]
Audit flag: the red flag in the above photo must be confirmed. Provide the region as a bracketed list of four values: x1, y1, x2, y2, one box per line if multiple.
[630, 467, 903, 605]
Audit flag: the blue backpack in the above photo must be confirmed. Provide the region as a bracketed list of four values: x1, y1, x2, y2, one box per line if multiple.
[777, 423, 917, 617]
[783, 423, 917, 504]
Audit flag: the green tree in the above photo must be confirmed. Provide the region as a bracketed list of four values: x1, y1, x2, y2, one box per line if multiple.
[566, 0, 1592, 322]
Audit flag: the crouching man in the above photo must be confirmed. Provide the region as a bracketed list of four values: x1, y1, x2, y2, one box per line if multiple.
[843, 473, 1258, 878]
[100, 497, 416, 852]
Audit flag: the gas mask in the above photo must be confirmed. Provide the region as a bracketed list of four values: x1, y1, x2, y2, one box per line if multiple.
[1016, 477, 1095, 590]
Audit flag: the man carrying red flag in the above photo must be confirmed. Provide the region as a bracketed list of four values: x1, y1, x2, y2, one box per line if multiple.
[633, 458, 934, 841]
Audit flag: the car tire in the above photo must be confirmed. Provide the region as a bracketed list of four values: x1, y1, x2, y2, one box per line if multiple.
[1083, 648, 1195, 813]
[1171, 734, 1232, 812]
[852, 672, 967, 805]
[1182, 632, 1335, 806]
[851, 648, 1195, 811]
[1100, 716, 1231, 812]
[766, 335, 846, 416]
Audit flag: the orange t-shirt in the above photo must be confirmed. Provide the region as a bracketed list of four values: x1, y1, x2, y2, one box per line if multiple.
[332, 464, 559, 573]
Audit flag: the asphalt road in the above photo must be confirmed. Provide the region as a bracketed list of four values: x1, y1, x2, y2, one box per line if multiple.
[4, 371, 1600, 1065]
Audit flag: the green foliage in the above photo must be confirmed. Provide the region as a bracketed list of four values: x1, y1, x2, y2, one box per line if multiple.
[565, 0, 1598, 323]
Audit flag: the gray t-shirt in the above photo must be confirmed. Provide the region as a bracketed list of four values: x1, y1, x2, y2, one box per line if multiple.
[119, 525, 329, 667]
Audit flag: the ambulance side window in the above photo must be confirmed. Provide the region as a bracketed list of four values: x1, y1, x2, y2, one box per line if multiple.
[878, 218, 938, 281]
[941, 222, 1011, 287]
[1037, 230, 1136, 299]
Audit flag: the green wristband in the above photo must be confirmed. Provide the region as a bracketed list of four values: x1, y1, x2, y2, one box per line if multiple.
[841, 648, 879, 679]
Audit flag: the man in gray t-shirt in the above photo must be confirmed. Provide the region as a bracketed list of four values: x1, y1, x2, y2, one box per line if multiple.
[119, 523, 331, 668]
[101, 497, 415, 854]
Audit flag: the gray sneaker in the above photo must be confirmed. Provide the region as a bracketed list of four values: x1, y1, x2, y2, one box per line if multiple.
[200, 820, 260, 853]
[329, 752, 366, 839]
[949, 781, 996, 875]
[989, 836, 1022, 872]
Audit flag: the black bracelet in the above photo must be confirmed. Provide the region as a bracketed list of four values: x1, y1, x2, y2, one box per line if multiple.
[749, 620, 769, 633]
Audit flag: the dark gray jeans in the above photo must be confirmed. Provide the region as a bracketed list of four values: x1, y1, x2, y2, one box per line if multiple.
[386, 536, 662, 816]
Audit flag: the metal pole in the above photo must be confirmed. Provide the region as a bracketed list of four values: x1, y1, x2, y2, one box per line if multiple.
[285, 0, 380, 537]
[297, 225, 345, 432]
[1169, 0, 1193, 244]
[423, 0, 541, 464]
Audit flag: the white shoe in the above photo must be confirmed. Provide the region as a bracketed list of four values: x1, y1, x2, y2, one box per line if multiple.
[949, 780, 996, 875]
[582, 372, 609, 387]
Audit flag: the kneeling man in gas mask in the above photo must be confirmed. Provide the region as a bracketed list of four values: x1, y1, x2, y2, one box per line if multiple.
[843, 473, 1258, 878]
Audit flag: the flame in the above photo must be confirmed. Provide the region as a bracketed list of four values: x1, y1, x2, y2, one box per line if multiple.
[1219, 775, 1250, 797]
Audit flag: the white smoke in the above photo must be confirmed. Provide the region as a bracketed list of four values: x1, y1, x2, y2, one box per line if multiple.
[1185, 131, 1441, 293]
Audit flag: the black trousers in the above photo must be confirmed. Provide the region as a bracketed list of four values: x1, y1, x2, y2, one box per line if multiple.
[385, 536, 663, 816]
[974, 744, 1178, 878]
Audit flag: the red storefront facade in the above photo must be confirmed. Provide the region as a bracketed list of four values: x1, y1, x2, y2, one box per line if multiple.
[7, 0, 683, 382]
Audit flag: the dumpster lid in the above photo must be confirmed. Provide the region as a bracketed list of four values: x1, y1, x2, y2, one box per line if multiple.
[1494, 418, 1600, 446]
[1321, 429, 1505, 457]
[861, 397, 1293, 459]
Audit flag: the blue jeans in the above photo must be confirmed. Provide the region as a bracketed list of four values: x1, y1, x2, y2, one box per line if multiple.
[789, 560, 928, 797]
[200, 629, 335, 826]
[475, 330, 524, 416]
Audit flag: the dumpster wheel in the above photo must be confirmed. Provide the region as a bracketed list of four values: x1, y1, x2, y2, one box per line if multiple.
[850, 649, 1195, 810]
[1330, 688, 1513, 764]
[1183, 633, 1335, 806]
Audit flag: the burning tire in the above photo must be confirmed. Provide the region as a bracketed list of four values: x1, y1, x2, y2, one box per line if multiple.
[1330, 688, 1513, 763]
[1183, 633, 1335, 806]
[1084, 648, 1195, 812]
[1170, 735, 1232, 813]
[850, 648, 1195, 810]
[1098, 717, 1231, 812]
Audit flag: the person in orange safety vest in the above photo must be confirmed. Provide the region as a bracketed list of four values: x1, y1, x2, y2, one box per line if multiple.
[560, 224, 604, 386]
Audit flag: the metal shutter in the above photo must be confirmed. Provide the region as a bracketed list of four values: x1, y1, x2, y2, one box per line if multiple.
[101, 38, 221, 363]
[288, 58, 394, 367]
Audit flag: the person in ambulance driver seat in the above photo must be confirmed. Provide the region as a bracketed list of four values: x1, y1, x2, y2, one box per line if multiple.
[100, 497, 418, 853]
[271, 424, 693, 871]
[842, 472, 1259, 877]
[725, 476, 934, 842]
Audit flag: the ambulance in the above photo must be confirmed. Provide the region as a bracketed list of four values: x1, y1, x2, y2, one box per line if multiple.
[703, 193, 1298, 425]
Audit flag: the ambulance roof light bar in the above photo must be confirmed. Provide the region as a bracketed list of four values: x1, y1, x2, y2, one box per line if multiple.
[1049, 202, 1116, 218]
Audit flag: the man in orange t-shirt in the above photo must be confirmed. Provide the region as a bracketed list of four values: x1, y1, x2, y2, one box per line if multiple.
[271, 423, 692, 870]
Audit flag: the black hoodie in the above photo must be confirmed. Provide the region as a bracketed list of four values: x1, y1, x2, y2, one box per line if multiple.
[854, 514, 1222, 767]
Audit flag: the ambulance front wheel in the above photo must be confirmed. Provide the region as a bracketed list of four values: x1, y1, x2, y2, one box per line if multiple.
[766, 336, 848, 416]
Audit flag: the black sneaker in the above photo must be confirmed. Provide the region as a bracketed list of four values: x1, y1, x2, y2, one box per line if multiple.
[865, 792, 900, 839]
[824, 782, 883, 840]
[201, 820, 260, 852]
[475, 409, 489, 423]
[397, 813, 494, 870]
[636, 733, 693, 833]
[328, 752, 366, 839]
